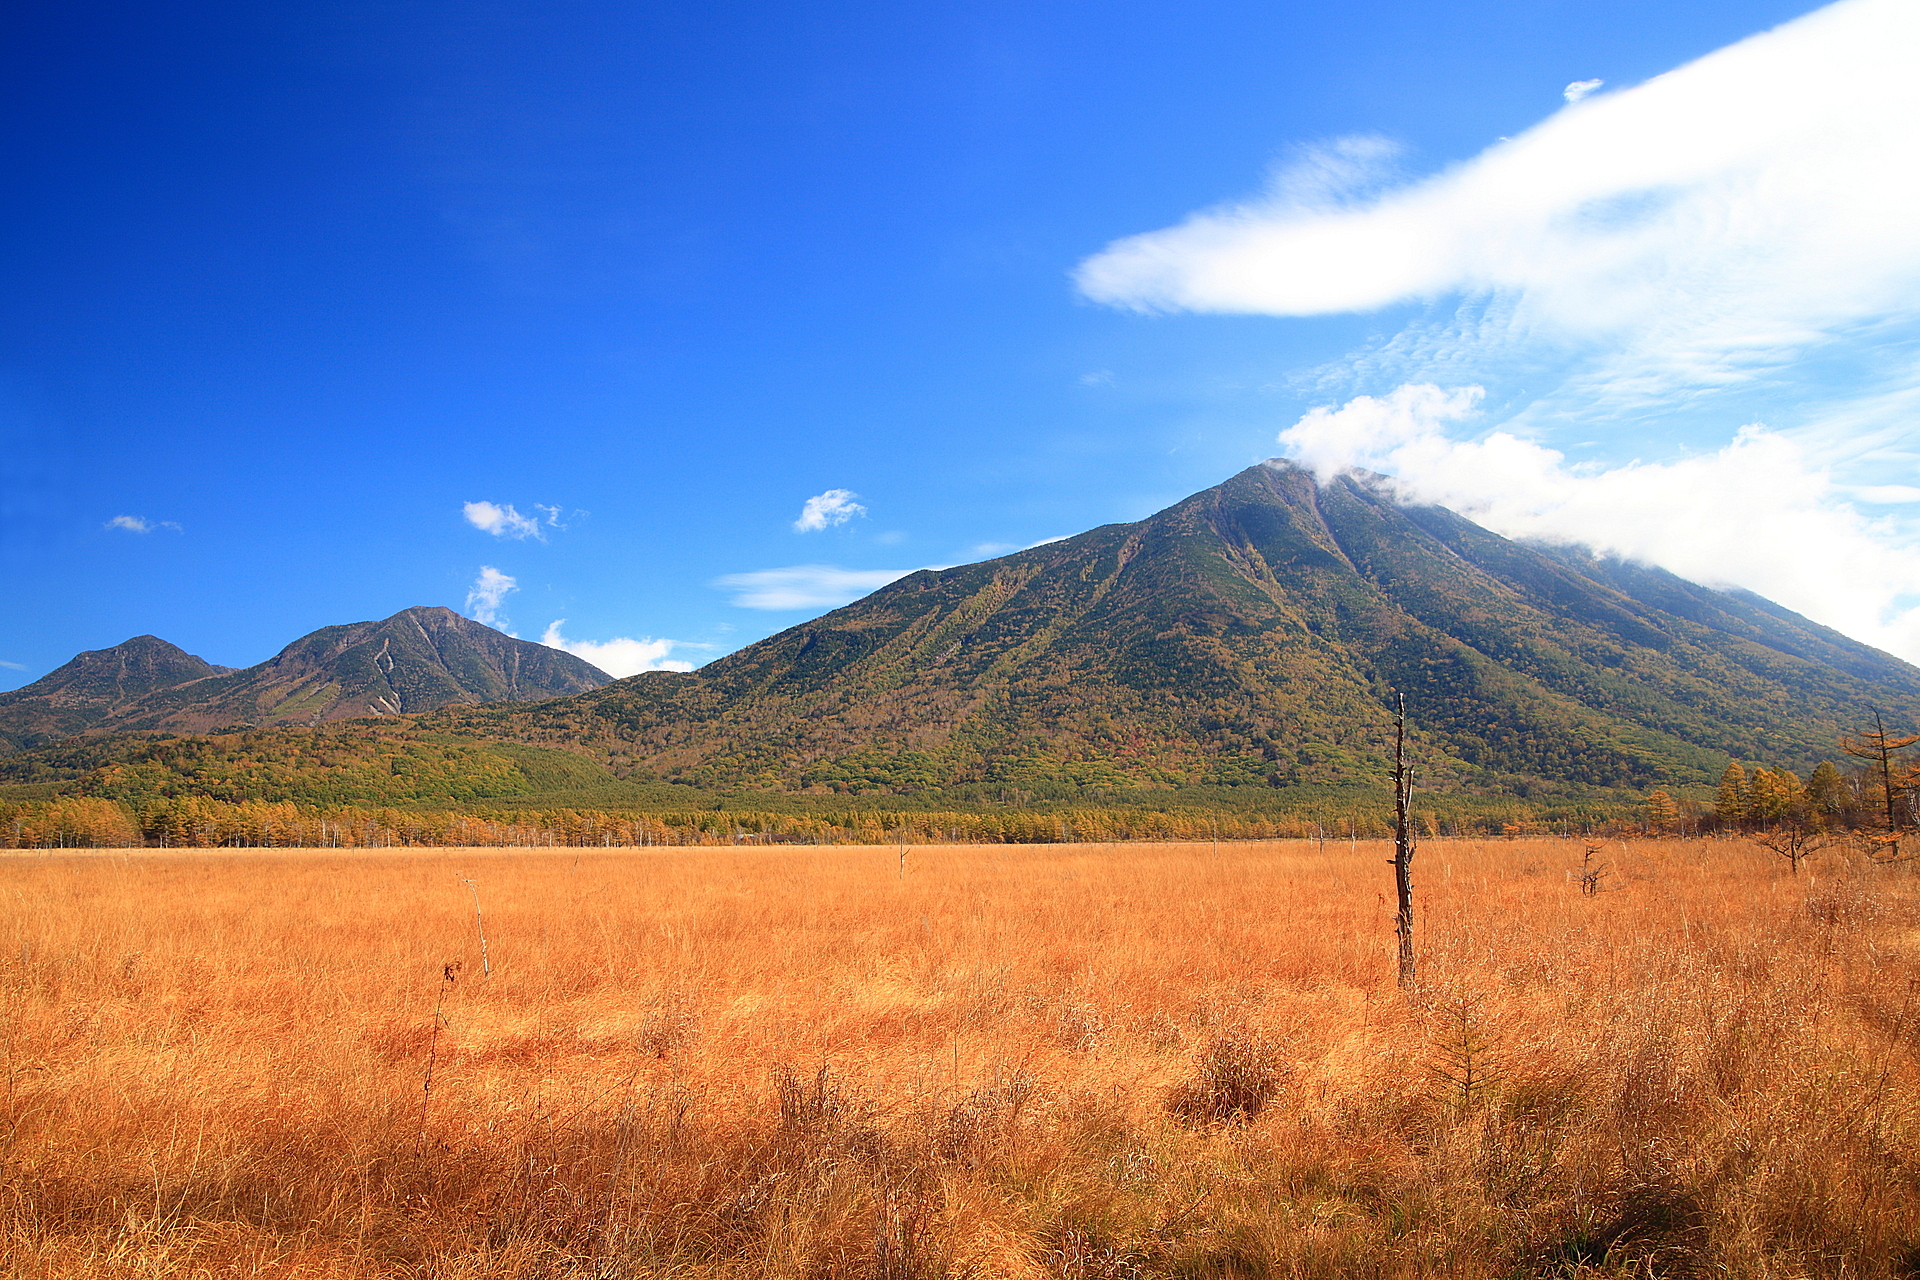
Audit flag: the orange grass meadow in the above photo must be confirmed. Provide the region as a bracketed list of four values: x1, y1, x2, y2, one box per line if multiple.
[4, 836, 1919, 1278]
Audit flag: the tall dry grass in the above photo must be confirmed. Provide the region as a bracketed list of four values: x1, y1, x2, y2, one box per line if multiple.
[2, 836, 1917, 1277]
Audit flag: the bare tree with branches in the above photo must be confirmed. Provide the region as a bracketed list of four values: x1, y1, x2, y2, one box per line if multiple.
[1751, 825, 1833, 875]
[1841, 710, 1920, 862]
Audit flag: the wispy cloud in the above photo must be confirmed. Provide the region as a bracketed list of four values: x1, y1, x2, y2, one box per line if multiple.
[539, 621, 697, 676]
[0, 660, 25, 671]
[1077, 0, 1920, 408]
[793, 489, 866, 532]
[462, 500, 555, 540]
[465, 565, 518, 633]
[714, 564, 920, 610]
[105, 515, 180, 534]
[1562, 78, 1604, 104]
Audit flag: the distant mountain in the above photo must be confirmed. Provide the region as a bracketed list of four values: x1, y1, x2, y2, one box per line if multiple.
[0, 607, 611, 750]
[0, 636, 233, 753]
[435, 461, 1920, 793]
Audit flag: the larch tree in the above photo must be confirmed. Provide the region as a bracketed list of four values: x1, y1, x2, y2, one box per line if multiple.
[1644, 789, 1681, 832]
[1746, 767, 1801, 828]
[1715, 761, 1750, 830]
[1804, 760, 1848, 827]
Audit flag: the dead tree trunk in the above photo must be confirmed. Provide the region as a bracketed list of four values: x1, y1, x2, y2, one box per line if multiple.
[1393, 692, 1416, 990]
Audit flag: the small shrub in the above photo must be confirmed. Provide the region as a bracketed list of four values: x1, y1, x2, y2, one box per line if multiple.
[635, 986, 701, 1057]
[1428, 990, 1506, 1109]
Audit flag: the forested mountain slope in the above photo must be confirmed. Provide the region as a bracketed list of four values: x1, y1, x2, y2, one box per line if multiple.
[433, 461, 1920, 793]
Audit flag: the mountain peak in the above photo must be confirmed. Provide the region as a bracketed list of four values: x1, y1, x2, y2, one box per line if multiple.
[0, 635, 230, 753]
[2, 635, 230, 701]
[390, 605, 465, 624]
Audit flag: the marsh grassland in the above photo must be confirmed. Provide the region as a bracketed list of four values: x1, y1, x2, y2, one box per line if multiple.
[3, 837, 1918, 1278]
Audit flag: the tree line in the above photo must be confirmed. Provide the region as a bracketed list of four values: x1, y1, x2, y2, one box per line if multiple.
[1644, 715, 1920, 856]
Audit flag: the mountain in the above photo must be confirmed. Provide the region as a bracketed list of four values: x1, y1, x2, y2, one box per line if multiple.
[0, 636, 233, 753]
[0, 607, 611, 750]
[434, 461, 1920, 794]
[14, 464, 1915, 802]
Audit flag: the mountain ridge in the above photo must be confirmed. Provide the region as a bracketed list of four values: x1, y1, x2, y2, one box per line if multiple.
[0, 606, 611, 751]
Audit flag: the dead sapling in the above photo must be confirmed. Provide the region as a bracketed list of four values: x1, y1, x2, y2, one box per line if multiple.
[1390, 691, 1417, 988]
[459, 876, 491, 977]
[416, 959, 462, 1157]
[1751, 825, 1832, 875]
[1575, 842, 1621, 895]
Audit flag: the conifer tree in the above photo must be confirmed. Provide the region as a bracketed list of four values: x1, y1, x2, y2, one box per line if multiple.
[1804, 760, 1847, 826]
[1746, 767, 1801, 827]
[1715, 761, 1750, 829]
[1644, 789, 1681, 832]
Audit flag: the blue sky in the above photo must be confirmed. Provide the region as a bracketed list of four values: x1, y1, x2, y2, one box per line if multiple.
[5, 0, 1902, 688]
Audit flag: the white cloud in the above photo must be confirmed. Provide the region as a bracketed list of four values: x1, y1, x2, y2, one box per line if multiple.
[539, 622, 696, 676]
[1279, 384, 1484, 481]
[1077, 0, 1920, 405]
[793, 489, 867, 532]
[463, 501, 544, 540]
[0, 659, 24, 671]
[1080, 0, 1920, 665]
[1279, 385, 1920, 661]
[105, 515, 180, 533]
[714, 564, 919, 610]
[465, 565, 518, 633]
[1562, 79, 1603, 104]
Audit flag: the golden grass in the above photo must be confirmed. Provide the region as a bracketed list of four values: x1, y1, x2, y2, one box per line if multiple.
[3, 836, 1918, 1277]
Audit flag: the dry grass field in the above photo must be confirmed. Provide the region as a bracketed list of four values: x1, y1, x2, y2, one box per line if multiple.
[3, 836, 1919, 1278]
